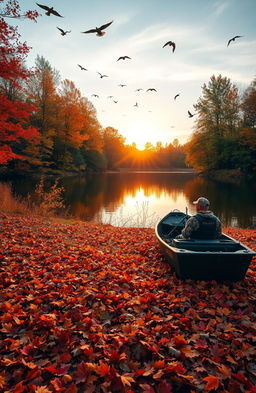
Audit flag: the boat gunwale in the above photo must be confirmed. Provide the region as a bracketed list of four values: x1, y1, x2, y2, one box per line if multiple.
[155, 212, 256, 256]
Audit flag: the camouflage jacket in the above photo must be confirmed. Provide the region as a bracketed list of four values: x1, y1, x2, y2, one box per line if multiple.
[181, 211, 222, 239]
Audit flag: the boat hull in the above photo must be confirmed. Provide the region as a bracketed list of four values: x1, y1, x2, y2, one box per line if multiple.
[156, 211, 255, 281]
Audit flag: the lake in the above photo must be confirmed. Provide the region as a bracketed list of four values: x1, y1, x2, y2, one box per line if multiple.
[2, 170, 256, 228]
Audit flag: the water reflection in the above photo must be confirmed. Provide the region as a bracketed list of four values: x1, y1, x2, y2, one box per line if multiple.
[2, 172, 256, 228]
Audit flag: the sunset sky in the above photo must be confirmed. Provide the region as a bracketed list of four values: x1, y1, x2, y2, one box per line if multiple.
[14, 0, 256, 149]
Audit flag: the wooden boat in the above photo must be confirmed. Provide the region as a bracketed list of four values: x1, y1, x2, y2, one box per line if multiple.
[155, 210, 256, 281]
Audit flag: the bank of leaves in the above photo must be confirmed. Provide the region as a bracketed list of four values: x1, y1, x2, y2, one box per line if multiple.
[0, 215, 255, 393]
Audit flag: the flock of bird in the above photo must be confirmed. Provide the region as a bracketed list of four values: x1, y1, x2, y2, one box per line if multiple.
[36, 3, 244, 121]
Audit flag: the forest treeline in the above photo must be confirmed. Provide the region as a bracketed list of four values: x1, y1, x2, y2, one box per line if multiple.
[0, 2, 255, 175]
[185, 75, 256, 174]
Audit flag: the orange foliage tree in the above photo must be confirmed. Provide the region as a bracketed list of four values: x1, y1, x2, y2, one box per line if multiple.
[0, 0, 39, 165]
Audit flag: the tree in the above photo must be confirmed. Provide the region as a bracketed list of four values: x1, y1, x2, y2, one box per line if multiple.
[26, 56, 60, 166]
[0, 0, 39, 165]
[186, 75, 241, 172]
[0, 1, 38, 20]
[241, 77, 256, 127]
[194, 75, 240, 138]
[102, 127, 126, 169]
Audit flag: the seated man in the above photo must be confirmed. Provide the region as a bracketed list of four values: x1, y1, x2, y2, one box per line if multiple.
[181, 197, 222, 239]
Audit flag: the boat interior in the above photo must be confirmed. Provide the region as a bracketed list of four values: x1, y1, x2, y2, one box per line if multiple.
[158, 211, 244, 253]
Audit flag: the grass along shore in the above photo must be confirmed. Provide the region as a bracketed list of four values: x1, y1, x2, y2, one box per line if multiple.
[0, 212, 255, 392]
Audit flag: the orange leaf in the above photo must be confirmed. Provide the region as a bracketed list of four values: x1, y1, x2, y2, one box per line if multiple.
[0, 375, 6, 389]
[153, 360, 165, 369]
[181, 345, 199, 358]
[216, 364, 231, 378]
[173, 334, 187, 347]
[96, 361, 110, 377]
[203, 375, 220, 391]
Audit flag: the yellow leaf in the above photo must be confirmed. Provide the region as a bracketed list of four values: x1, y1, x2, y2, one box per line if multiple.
[35, 386, 51, 393]
[121, 375, 135, 387]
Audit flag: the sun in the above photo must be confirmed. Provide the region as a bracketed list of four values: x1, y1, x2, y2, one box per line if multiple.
[121, 118, 165, 150]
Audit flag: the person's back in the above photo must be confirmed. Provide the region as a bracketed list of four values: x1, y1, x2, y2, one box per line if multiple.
[181, 197, 221, 240]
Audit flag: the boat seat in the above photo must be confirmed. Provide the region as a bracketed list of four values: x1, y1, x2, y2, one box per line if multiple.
[172, 238, 241, 252]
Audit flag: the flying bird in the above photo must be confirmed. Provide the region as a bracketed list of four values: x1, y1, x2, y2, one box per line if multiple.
[78, 64, 87, 71]
[227, 35, 243, 47]
[163, 41, 176, 52]
[107, 96, 114, 99]
[134, 102, 138, 107]
[98, 72, 108, 78]
[57, 27, 71, 36]
[92, 94, 99, 98]
[117, 56, 131, 61]
[188, 110, 195, 118]
[36, 4, 63, 17]
[135, 88, 143, 92]
[174, 94, 180, 100]
[118, 84, 127, 87]
[147, 88, 157, 92]
[113, 100, 118, 103]
[81, 21, 113, 37]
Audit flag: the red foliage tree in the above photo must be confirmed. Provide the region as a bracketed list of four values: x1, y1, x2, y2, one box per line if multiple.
[0, 0, 39, 165]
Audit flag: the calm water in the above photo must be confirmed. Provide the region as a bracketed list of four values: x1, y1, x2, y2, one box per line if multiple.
[3, 171, 256, 228]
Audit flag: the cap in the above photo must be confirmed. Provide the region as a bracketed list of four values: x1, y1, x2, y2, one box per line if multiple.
[193, 197, 210, 208]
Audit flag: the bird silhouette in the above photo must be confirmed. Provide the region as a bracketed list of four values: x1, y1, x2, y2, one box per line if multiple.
[92, 94, 99, 98]
[98, 72, 108, 78]
[81, 21, 113, 37]
[163, 41, 176, 52]
[227, 35, 243, 47]
[174, 94, 180, 100]
[147, 88, 157, 92]
[117, 56, 131, 61]
[113, 100, 118, 103]
[188, 110, 195, 118]
[135, 88, 143, 92]
[118, 84, 127, 87]
[78, 64, 87, 71]
[134, 102, 138, 107]
[107, 96, 114, 99]
[57, 27, 71, 36]
[36, 4, 63, 17]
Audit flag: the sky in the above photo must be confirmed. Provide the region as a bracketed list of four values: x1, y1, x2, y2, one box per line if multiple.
[11, 0, 256, 149]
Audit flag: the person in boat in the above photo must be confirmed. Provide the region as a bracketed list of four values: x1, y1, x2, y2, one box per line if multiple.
[179, 197, 222, 239]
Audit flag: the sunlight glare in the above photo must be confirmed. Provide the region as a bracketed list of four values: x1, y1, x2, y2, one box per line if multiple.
[121, 118, 165, 150]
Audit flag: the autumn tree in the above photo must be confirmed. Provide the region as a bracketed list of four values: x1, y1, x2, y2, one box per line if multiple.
[25, 55, 60, 166]
[239, 77, 256, 171]
[54, 79, 90, 170]
[194, 75, 240, 138]
[186, 75, 241, 172]
[0, 0, 39, 165]
[102, 127, 126, 169]
[241, 77, 256, 128]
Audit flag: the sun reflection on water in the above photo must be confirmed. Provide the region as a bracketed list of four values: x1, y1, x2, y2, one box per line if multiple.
[100, 184, 192, 227]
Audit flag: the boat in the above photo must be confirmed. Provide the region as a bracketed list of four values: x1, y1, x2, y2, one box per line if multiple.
[155, 210, 256, 281]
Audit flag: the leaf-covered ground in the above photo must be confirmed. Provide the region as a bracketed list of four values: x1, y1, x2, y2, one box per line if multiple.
[0, 214, 256, 393]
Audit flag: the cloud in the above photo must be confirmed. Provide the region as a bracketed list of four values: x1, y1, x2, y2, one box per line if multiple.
[212, 0, 230, 17]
